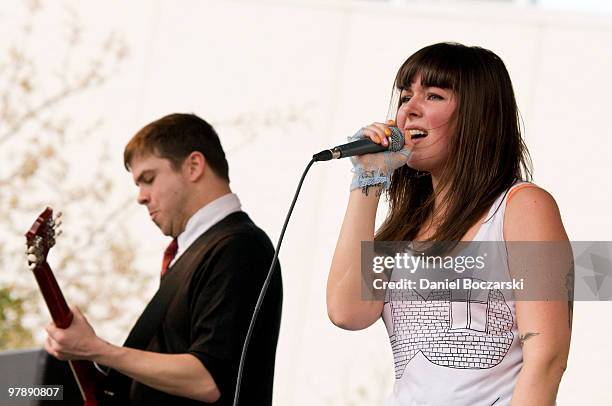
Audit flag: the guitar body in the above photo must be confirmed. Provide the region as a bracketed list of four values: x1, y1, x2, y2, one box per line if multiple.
[26, 208, 105, 406]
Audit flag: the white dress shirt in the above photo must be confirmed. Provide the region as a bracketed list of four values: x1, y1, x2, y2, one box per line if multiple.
[169, 193, 242, 268]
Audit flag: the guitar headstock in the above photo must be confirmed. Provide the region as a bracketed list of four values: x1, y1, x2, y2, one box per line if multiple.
[25, 207, 62, 270]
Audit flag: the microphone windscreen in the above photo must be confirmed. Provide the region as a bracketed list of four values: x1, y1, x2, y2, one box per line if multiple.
[388, 127, 405, 152]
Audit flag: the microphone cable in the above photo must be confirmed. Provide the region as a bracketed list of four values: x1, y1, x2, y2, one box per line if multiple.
[232, 158, 316, 406]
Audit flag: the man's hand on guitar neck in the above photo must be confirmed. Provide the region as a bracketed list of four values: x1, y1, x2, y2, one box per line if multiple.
[45, 305, 102, 361]
[44, 305, 221, 402]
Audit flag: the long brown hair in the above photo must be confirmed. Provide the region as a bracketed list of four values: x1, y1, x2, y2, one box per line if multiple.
[376, 43, 532, 242]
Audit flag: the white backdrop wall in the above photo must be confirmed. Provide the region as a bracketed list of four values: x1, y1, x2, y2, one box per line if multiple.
[2, 0, 611, 404]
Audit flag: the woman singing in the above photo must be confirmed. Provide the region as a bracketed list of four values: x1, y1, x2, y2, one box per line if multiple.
[327, 43, 571, 405]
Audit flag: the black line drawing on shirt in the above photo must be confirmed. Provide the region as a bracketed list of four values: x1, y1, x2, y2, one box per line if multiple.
[385, 277, 514, 378]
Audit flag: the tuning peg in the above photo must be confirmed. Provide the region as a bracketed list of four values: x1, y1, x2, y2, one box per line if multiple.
[27, 254, 37, 263]
[54, 219, 62, 228]
[56, 229, 63, 237]
[28, 262, 37, 270]
[54, 211, 63, 220]
[27, 246, 35, 254]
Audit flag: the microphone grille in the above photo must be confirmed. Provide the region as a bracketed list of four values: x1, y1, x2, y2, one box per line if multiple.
[388, 127, 405, 152]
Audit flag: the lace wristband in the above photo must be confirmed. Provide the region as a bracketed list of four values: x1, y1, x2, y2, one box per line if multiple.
[350, 167, 390, 196]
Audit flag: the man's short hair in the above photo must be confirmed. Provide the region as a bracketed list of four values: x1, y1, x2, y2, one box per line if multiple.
[124, 113, 230, 182]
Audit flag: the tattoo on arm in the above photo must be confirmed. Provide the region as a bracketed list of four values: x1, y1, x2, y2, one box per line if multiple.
[361, 184, 384, 197]
[519, 332, 540, 346]
[358, 170, 386, 197]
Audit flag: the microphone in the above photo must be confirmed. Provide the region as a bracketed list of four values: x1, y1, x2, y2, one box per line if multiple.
[312, 127, 404, 162]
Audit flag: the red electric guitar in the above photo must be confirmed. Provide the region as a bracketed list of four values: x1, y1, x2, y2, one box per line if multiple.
[25, 207, 103, 405]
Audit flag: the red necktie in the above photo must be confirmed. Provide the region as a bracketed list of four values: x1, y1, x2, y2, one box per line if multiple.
[161, 238, 178, 277]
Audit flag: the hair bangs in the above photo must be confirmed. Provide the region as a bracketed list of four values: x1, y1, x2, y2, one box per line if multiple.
[394, 44, 462, 91]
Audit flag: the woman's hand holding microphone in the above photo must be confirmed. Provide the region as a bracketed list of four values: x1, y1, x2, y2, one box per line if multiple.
[350, 120, 413, 195]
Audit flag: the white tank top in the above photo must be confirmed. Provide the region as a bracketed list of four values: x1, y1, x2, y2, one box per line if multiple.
[382, 183, 529, 406]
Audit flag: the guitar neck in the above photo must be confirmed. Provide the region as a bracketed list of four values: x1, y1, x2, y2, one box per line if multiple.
[32, 262, 73, 328]
[32, 262, 102, 405]
[26, 208, 106, 405]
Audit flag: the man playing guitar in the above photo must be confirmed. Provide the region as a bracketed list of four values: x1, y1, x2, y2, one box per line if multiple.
[38, 113, 283, 405]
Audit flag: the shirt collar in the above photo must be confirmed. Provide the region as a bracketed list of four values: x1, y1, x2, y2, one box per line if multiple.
[170, 193, 242, 267]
